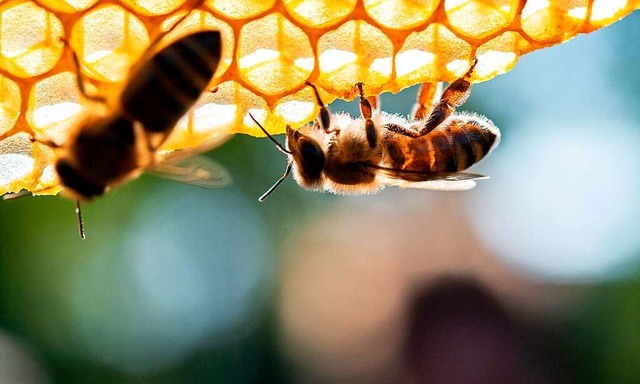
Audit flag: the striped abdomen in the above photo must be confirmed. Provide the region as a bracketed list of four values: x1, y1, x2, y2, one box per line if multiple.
[391, 113, 500, 172]
[120, 30, 222, 134]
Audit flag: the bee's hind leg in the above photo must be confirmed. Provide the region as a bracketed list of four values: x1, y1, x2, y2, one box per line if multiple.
[416, 58, 478, 136]
[411, 82, 443, 120]
[356, 82, 378, 148]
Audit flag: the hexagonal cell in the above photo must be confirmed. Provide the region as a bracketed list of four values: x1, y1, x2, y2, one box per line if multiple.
[70, 4, 150, 82]
[121, 0, 186, 16]
[0, 1, 64, 78]
[27, 72, 84, 145]
[445, 0, 519, 40]
[395, 23, 472, 87]
[205, 0, 276, 19]
[590, 0, 634, 28]
[38, 0, 99, 13]
[273, 87, 326, 131]
[238, 13, 314, 96]
[521, 0, 589, 43]
[161, 10, 234, 77]
[0, 75, 21, 136]
[317, 20, 393, 95]
[364, 0, 439, 30]
[162, 81, 267, 148]
[0, 133, 36, 194]
[283, 0, 357, 29]
[476, 32, 525, 80]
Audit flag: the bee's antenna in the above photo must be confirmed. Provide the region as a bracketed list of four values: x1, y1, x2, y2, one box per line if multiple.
[259, 162, 292, 202]
[75, 199, 86, 240]
[248, 113, 292, 155]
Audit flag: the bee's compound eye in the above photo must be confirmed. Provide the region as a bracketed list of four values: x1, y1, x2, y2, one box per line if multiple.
[56, 159, 106, 200]
[298, 137, 325, 178]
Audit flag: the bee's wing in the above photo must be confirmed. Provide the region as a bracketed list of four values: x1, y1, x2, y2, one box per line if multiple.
[363, 164, 487, 191]
[2, 190, 32, 200]
[149, 133, 232, 188]
[147, 155, 231, 189]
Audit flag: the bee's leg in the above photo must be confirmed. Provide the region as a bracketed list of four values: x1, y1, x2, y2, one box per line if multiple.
[306, 81, 331, 133]
[411, 82, 443, 120]
[75, 199, 86, 240]
[30, 134, 60, 148]
[356, 82, 378, 148]
[416, 58, 478, 136]
[60, 38, 107, 104]
[145, 0, 206, 54]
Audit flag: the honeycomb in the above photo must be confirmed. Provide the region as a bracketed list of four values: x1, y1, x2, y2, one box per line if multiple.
[0, 0, 638, 195]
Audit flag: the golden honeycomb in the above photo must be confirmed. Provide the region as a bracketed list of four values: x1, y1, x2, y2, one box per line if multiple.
[0, 0, 638, 195]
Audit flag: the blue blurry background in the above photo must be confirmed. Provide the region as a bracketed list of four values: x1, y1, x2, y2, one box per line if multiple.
[0, 11, 639, 384]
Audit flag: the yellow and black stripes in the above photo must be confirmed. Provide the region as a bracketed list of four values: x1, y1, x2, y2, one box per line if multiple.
[121, 30, 222, 136]
[428, 116, 498, 172]
[387, 114, 498, 173]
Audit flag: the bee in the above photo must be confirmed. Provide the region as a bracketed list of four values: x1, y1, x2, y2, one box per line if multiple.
[251, 58, 500, 201]
[32, 6, 228, 238]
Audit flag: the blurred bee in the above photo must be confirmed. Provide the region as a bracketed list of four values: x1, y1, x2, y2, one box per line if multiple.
[32, 6, 228, 238]
[251, 58, 500, 201]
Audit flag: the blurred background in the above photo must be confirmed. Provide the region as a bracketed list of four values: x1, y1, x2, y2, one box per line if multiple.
[1, 11, 639, 384]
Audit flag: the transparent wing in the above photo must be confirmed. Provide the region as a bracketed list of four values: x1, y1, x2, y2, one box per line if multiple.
[363, 164, 487, 191]
[157, 134, 231, 164]
[2, 190, 32, 200]
[148, 155, 231, 189]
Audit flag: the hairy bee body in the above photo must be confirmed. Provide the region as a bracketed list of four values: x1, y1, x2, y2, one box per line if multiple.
[254, 58, 501, 200]
[54, 30, 223, 200]
[383, 113, 499, 173]
[287, 111, 499, 195]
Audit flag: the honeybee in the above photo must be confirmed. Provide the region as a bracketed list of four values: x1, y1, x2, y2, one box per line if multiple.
[251, 58, 500, 201]
[32, 8, 228, 238]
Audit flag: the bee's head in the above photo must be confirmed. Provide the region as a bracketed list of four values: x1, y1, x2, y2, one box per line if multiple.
[55, 157, 107, 200]
[250, 114, 328, 201]
[285, 125, 325, 190]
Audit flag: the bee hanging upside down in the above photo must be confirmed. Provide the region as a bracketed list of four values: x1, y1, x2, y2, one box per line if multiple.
[251, 58, 500, 201]
[30, 3, 229, 238]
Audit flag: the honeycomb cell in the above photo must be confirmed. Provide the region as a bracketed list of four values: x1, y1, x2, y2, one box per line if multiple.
[38, 0, 99, 13]
[0, 1, 64, 78]
[521, 0, 589, 43]
[205, 0, 276, 19]
[364, 0, 438, 30]
[445, 0, 519, 40]
[70, 5, 150, 82]
[273, 87, 323, 129]
[161, 10, 235, 77]
[27, 72, 83, 145]
[162, 93, 234, 151]
[0, 75, 21, 136]
[283, 0, 357, 29]
[164, 80, 267, 147]
[238, 13, 314, 96]
[0, 133, 36, 195]
[591, 0, 634, 28]
[120, 0, 186, 16]
[395, 23, 473, 87]
[318, 20, 393, 95]
[476, 32, 524, 79]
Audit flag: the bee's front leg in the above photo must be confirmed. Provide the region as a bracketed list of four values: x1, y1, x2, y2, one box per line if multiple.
[145, 0, 206, 54]
[356, 82, 378, 148]
[60, 37, 107, 104]
[306, 81, 332, 133]
[416, 58, 478, 136]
